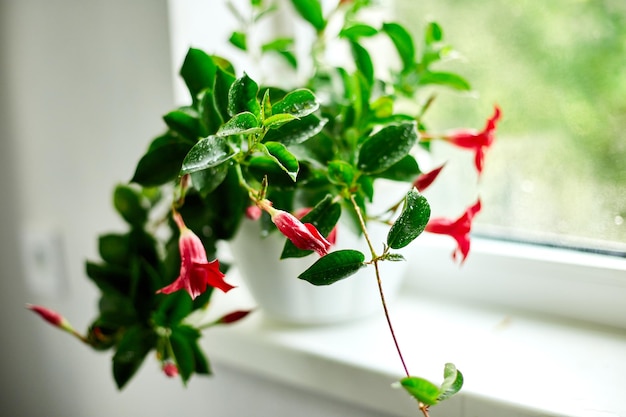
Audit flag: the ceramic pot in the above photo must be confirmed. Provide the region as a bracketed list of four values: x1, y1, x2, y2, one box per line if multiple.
[230, 217, 409, 325]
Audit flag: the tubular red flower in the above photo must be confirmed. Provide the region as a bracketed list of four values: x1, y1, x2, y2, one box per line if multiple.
[444, 106, 502, 173]
[413, 164, 445, 192]
[425, 200, 482, 263]
[271, 208, 332, 256]
[294, 207, 337, 245]
[157, 212, 234, 300]
[26, 304, 68, 329]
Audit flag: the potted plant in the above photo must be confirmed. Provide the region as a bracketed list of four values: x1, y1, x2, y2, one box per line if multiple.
[27, 0, 501, 415]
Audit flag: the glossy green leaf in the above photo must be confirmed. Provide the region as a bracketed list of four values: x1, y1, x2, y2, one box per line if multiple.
[217, 112, 260, 136]
[350, 41, 374, 87]
[328, 160, 356, 186]
[263, 113, 327, 145]
[214, 66, 236, 121]
[247, 155, 299, 187]
[180, 136, 236, 175]
[189, 163, 229, 197]
[387, 189, 430, 249]
[264, 113, 298, 129]
[298, 250, 366, 286]
[264, 141, 299, 181]
[229, 31, 247, 51]
[112, 325, 156, 389]
[357, 122, 418, 174]
[179, 48, 216, 102]
[153, 291, 193, 327]
[290, 0, 325, 31]
[228, 73, 261, 117]
[281, 195, 341, 259]
[339, 24, 378, 40]
[198, 89, 224, 135]
[377, 154, 420, 181]
[420, 71, 471, 91]
[382, 22, 416, 72]
[438, 363, 464, 401]
[99, 234, 130, 266]
[113, 184, 149, 227]
[399, 376, 441, 406]
[86, 261, 130, 296]
[191, 339, 211, 375]
[163, 108, 207, 140]
[131, 134, 193, 187]
[272, 89, 319, 118]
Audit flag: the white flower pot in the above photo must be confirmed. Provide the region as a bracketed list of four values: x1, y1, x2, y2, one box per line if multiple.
[230, 217, 409, 325]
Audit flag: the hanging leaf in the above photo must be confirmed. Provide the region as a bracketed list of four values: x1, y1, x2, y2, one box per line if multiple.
[357, 122, 418, 174]
[298, 250, 365, 286]
[170, 325, 200, 383]
[99, 233, 130, 266]
[387, 189, 430, 249]
[264, 141, 300, 181]
[382, 23, 416, 72]
[350, 41, 374, 87]
[290, 0, 326, 31]
[180, 136, 236, 175]
[112, 325, 156, 390]
[113, 184, 149, 227]
[399, 376, 441, 406]
[438, 363, 464, 401]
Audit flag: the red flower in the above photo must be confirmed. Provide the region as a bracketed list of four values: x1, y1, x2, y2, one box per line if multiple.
[413, 164, 445, 192]
[26, 304, 70, 329]
[257, 200, 331, 256]
[425, 200, 481, 263]
[294, 207, 337, 245]
[157, 212, 234, 300]
[216, 309, 253, 325]
[444, 106, 502, 174]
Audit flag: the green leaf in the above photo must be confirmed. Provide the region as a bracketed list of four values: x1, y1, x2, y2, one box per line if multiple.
[112, 325, 156, 389]
[113, 184, 149, 227]
[131, 134, 193, 187]
[189, 163, 229, 197]
[387, 189, 430, 249]
[163, 108, 207, 140]
[180, 136, 236, 175]
[420, 71, 471, 91]
[382, 22, 416, 72]
[99, 234, 130, 266]
[191, 339, 211, 375]
[357, 122, 418, 174]
[425, 21, 443, 45]
[229, 31, 247, 51]
[272, 89, 319, 118]
[327, 160, 356, 186]
[198, 89, 225, 135]
[263, 113, 327, 145]
[438, 363, 464, 401]
[377, 154, 420, 181]
[264, 141, 299, 181]
[281, 195, 341, 259]
[153, 291, 193, 327]
[290, 0, 325, 31]
[350, 41, 374, 87]
[86, 261, 130, 296]
[179, 48, 216, 102]
[170, 326, 199, 383]
[264, 113, 298, 129]
[339, 23, 378, 40]
[217, 112, 261, 136]
[214, 66, 237, 121]
[228, 73, 261, 118]
[298, 250, 366, 286]
[399, 376, 441, 406]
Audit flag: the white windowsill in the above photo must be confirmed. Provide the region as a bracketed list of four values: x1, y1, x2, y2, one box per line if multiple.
[204, 270, 626, 417]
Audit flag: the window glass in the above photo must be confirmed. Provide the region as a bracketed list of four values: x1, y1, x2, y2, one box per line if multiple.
[394, 0, 626, 254]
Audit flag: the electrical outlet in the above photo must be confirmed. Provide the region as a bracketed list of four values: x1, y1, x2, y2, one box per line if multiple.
[20, 227, 66, 297]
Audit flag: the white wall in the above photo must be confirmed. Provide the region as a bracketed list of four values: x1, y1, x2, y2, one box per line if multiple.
[0, 1, 395, 416]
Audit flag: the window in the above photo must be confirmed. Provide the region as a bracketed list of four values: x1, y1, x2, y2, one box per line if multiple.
[394, 0, 626, 255]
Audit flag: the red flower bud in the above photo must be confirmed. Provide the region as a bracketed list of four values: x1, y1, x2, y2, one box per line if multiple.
[162, 362, 178, 378]
[245, 205, 262, 220]
[413, 164, 445, 192]
[217, 309, 253, 325]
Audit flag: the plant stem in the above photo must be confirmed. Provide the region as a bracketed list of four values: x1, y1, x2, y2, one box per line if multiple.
[348, 194, 410, 378]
